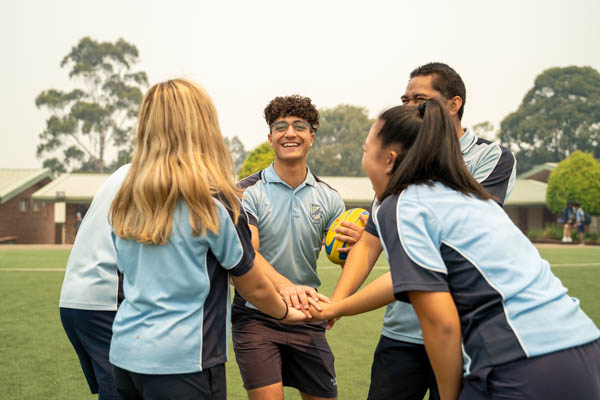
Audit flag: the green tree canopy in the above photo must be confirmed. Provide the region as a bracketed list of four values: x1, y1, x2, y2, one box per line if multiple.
[36, 37, 148, 174]
[546, 151, 600, 215]
[499, 66, 600, 173]
[224, 136, 248, 174]
[308, 105, 373, 176]
[471, 121, 497, 141]
[238, 142, 274, 179]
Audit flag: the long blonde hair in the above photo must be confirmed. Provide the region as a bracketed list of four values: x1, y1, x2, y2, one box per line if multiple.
[110, 79, 241, 245]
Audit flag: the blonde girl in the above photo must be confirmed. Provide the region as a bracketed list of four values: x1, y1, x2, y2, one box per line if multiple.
[109, 79, 304, 400]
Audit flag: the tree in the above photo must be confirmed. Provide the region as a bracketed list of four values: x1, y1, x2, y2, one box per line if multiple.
[471, 121, 497, 141]
[546, 151, 600, 215]
[308, 105, 373, 176]
[36, 37, 148, 174]
[238, 142, 274, 179]
[224, 136, 248, 174]
[499, 66, 600, 173]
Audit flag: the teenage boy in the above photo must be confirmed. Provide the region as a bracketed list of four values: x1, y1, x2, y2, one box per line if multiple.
[330, 62, 517, 400]
[233, 95, 354, 400]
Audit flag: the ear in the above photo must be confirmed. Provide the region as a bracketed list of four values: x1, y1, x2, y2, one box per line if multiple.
[447, 96, 463, 117]
[268, 132, 274, 147]
[384, 149, 398, 175]
[308, 132, 315, 147]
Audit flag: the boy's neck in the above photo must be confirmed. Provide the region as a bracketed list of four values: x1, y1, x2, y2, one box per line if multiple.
[273, 158, 308, 189]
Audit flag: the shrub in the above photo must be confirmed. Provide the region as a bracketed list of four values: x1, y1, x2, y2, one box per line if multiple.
[546, 151, 600, 215]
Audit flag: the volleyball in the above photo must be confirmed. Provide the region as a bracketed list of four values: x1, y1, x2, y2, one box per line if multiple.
[324, 208, 369, 264]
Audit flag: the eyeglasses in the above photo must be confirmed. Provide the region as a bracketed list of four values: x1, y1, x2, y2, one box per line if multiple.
[270, 120, 312, 133]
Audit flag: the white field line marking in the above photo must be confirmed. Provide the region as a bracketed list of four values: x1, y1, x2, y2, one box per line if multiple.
[318, 263, 600, 270]
[1, 263, 598, 272]
[0, 268, 65, 272]
[551, 263, 600, 267]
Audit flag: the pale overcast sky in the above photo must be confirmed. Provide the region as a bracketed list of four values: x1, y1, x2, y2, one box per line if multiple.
[1, 0, 599, 169]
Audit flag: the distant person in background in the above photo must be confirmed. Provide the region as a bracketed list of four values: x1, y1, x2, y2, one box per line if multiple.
[561, 202, 575, 242]
[59, 164, 130, 400]
[574, 202, 586, 245]
[75, 210, 83, 232]
[108, 79, 306, 400]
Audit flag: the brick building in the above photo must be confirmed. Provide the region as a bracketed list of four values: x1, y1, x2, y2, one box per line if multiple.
[33, 173, 110, 244]
[0, 169, 55, 244]
[320, 175, 553, 234]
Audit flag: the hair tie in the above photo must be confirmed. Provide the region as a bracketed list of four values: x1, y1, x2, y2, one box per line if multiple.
[418, 102, 426, 117]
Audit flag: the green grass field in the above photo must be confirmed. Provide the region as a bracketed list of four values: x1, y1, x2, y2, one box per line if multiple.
[0, 246, 598, 399]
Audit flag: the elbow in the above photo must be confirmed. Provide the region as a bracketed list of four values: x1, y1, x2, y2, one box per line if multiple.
[427, 318, 461, 340]
[237, 281, 269, 303]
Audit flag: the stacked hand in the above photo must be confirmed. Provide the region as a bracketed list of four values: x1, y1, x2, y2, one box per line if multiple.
[278, 284, 331, 319]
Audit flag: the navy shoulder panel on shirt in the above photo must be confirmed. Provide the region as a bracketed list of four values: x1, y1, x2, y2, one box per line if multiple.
[365, 198, 379, 237]
[475, 139, 515, 205]
[440, 243, 526, 370]
[212, 192, 245, 225]
[237, 170, 263, 190]
[376, 194, 448, 302]
[202, 247, 232, 369]
[313, 175, 339, 193]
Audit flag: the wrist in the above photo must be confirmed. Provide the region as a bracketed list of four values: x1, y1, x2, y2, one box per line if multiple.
[324, 302, 339, 320]
[274, 299, 288, 321]
[274, 278, 293, 292]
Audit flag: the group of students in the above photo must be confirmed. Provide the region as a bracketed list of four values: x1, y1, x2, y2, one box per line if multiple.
[59, 63, 600, 400]
[561, 202, 589, 244]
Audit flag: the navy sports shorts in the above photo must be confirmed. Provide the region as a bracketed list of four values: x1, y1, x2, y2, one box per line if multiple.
[231, 304, 337, 398]
[112, 363, 226, 400]
[367, 335, 440, 400]
[460, 338, 600, 399]
[60, 307, 119, 400]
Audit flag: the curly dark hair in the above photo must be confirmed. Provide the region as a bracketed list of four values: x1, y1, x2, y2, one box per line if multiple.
[264, 95, 319, 132]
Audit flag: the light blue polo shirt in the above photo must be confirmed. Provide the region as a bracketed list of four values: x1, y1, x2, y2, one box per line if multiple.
[235, 164, 344, 308]
[59, 164, 130, 311]
[374, 129, 517, 344]
[109, 197, 255, 374]
[377, 182, 599, 374]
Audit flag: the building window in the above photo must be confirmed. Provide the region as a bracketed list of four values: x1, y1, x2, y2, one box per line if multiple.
[33, 201, 41, 212]
[19, 199, 29, 213]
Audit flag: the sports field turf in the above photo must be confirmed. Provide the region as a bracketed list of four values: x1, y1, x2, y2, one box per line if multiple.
[0, 246, 598, 399]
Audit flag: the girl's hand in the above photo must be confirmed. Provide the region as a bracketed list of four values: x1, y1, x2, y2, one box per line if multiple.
[308, 302, 334, 321]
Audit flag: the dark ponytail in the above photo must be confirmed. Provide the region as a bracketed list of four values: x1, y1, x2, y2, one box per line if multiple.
[378, 99, 495, 202]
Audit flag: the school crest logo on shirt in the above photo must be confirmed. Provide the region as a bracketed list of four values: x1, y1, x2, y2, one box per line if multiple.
[464, 159, 473, 173]
[310, 203, 324, 223]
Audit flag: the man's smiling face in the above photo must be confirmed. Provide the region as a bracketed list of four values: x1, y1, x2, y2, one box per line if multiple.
[268, 116, 314, 162]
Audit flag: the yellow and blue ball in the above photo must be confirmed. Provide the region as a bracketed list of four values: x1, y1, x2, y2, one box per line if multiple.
[324, 208, 370, 265]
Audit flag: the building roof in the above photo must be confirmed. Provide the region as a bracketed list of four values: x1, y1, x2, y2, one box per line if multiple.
[319, 176, 375, 206]
[0, 168, 52, 204]
[517, 162, 558, 182]
[504, 179, 547, 206]
[30, 173, 549, 208]
[321, 176, 548, 207]
[32, 173, 110, 203]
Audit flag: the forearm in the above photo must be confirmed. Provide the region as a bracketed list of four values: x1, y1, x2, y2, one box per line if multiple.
[331, 232, 382, 301]
[231, 266, 287, 320]
[327, 272, 395, 318]
[410, 291, 462, 400]
[255, 251, 293, 291]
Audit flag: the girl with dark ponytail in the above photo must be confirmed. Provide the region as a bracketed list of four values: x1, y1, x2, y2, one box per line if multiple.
[311, 99, 600, 400]
[377, 99, 493, 202]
